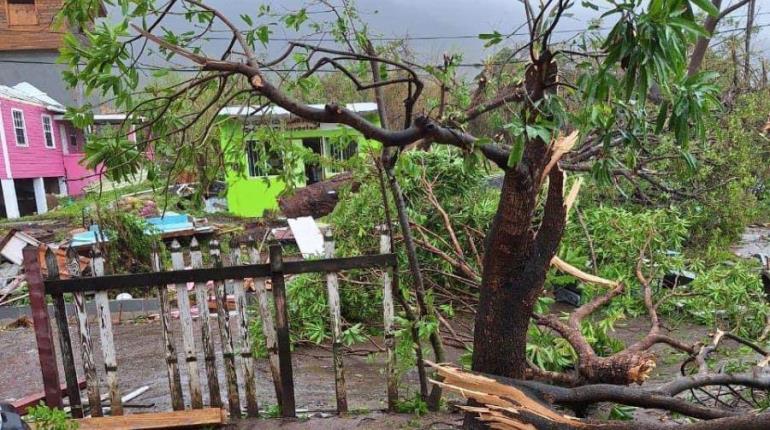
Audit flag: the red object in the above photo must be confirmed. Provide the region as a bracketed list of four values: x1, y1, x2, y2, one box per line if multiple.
[22, 244, 62, 409]
[11, 379, 86, 415]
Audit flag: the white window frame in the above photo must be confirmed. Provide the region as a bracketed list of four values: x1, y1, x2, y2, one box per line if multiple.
[11, 109, 27, 147]
[41, 115, 56, 149]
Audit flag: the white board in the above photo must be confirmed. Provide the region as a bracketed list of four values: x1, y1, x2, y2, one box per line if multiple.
[0, 230, 41, 265]
[287, 216, 324, 257]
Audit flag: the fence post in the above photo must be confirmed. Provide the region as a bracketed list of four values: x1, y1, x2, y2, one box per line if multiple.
[247, 237, 283, 411]
[67, 247, 101, 416]
[151, 243, 185, 411]
[45, 248, 83, 418]
[170, 240, 203, 409]
[324, 230, 348, 414]
[229, 238, 258, 417]
[189, 238, 222, 409]
[91, 245, 122, 415]
[269, 242, 296, 418]
[23, 244, 62, 409]
[210, 240, 241, 419]
[379, 226, 398, 411]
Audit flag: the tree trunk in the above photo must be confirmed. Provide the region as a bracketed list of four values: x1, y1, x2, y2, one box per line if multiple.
[688, 0, 723, 77]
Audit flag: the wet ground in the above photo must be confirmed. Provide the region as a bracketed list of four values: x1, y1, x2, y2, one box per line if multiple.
[732, 225, 770, 260]
[0, 315, 428, 414]
[0, 308, 740, 428]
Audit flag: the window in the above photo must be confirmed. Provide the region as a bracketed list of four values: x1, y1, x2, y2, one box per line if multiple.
[11, 109, 27, 146]
[41, 115, 55, 148]
[7, 0, 38, 26]
[246, 140, 283, 177]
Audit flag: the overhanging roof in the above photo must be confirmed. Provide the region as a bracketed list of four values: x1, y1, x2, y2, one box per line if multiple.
[219, 102, 378, 119]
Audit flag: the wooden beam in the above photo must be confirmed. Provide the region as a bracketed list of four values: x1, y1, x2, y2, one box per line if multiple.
[170, 240, 203, 409]
[380, 227, 398, 411]
[151, 244, 185, 411]
[189, 238, 222, 409]
[23, 245, 62, 409]
[12, 379, 86, 415]
[210, 240, 241, 419]
[270, 243, 296, 418]
[45, 254, 397, 294]
[68, 408, 228, 430]
[324, 231, 348, 415]
[45, 248, 83, 418]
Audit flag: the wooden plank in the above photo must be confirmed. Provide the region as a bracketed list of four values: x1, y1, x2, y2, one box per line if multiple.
[67, 246, 102, 417]
[91, 246, 122, 416]
[209, 240, 241, 419]
[22, 245, 62, 409]
[45, 248, 83, 418]
[246, 239, 283, 410]
[324, 231, 348, 414]
[270, 243, 296, 418]
[380, 228, 398, 411]
[189, 238, 222, 409]
[45, 254, 398, 294]
[12, 379, 87, 415]
[170, 240, 203, 409]
[229, 239, 258, 417]
[70, 407, 228, 430]
[151, 244, 185, 411]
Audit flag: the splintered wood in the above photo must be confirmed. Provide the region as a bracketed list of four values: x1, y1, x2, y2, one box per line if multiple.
[425, 361, 579, 430]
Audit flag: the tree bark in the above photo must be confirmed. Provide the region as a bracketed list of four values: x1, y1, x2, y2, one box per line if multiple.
[687, 0, 751, 77]
[278, 172, 358, 218]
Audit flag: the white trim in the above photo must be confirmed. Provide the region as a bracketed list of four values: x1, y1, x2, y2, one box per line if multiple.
[0, 103, 12, 178]
[32, 177, 48, 214]
[59, 124, 69, 155]
[58, 177, 68, 197]
[0, 179, 19, 219]
[10, 108, 27, 147]
[41, 114, 56, 149]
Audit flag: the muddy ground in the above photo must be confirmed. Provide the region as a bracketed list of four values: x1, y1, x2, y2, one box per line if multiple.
[1, 307, 752, 429]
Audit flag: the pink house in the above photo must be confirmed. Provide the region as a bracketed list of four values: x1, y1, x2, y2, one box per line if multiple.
[0, 82, 123, 218]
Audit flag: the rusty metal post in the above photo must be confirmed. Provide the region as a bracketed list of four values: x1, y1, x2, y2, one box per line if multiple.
[23, 244, 63, 409]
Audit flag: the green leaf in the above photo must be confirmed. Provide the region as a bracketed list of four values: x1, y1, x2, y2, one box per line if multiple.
[507, 137, 525, 168]
[240, 14, 253, 27]
[689, 0, 719, 17]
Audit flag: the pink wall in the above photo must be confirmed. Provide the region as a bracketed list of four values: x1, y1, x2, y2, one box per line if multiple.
[0, 96, 99, 195]
[63, 154, 101, 195]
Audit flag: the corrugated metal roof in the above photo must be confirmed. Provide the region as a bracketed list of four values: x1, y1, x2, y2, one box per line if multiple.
[0, 82, 66, 112]
[219, 102, 378, 118]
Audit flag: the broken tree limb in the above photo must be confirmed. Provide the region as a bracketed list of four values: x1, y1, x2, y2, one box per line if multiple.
[427, 361, 770, 429]
[278, 172, 359, 218]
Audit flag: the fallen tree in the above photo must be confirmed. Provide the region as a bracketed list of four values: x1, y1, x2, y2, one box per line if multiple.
[429, 357, 770, 429]
[278, 172, 358, 218]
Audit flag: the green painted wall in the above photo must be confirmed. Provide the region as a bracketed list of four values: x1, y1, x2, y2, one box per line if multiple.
[220, 116, 378, 218]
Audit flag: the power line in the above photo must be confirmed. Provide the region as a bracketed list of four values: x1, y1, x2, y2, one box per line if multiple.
[1, 21, 767, 72]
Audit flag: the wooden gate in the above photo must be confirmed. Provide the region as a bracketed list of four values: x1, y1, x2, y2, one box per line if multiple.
[24, 231, 398, 419]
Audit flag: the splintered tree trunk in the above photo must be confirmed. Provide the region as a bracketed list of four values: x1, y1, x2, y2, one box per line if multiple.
[471, 170, 544, 378]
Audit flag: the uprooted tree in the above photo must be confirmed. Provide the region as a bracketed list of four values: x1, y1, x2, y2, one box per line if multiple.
[60, 0, 768, 428]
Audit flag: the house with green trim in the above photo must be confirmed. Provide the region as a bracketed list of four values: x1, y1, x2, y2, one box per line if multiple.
[218, 102, 379, 217]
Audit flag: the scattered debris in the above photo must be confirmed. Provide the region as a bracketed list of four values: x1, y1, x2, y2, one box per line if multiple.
[3, 315, 32, 329]
[0, 230, 41, 265]
[287, 216, 325, 257]
[661, 269, 697, 288]
[11, 379, 86, 415]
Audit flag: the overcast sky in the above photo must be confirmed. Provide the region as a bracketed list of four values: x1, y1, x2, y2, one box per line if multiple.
[111, 0, 770, 75]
